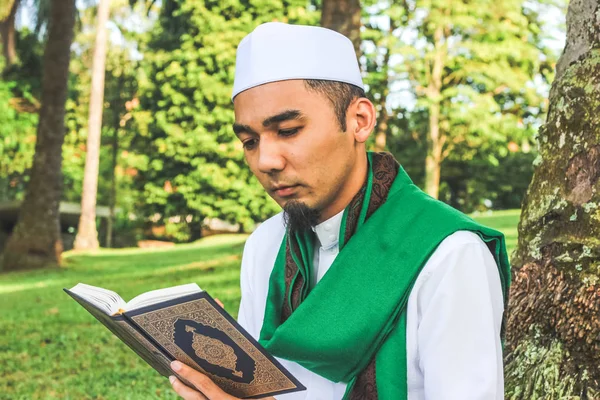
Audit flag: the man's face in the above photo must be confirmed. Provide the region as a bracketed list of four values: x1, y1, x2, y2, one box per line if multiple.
[233, 80, 364, 221]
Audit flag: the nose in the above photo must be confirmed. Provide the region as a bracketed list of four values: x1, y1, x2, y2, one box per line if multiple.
[257, 137, 286, 173]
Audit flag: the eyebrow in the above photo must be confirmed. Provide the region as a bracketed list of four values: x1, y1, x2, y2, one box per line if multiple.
[232, 109, 304, 136]
[232, 123, 256, 136]
[262, 109, 303, 127]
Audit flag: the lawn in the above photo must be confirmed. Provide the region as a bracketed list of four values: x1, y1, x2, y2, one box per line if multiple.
[0, 209, 520, 400]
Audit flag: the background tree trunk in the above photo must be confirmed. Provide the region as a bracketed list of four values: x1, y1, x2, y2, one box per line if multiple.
[424, 26, 445, 199]
[373, 20, 394, 152]
[320, 0, 362, 57]
[0, 0, 19, 70]
[106, 92, 121, 249]
[1, 0, 76, 271]
[505, 0, 600, 397]
[74, 0, 110, 250]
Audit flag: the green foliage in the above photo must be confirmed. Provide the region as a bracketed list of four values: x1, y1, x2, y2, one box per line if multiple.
[0, 81, 37, 177]
[132, 0, 319, 239]
[0, 51, 38, 201]
[363, 0, 555, 208]
[59, 1, 148, 242]
[1, 0, 560, 243]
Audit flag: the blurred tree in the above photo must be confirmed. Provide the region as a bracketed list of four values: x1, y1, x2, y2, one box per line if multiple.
[0, 0, 54, 72]
[61, 0, 149, 247]
[505, 0, 600, 397]
[320, 0, 362, 56]
[1, 0, 76, 271]
[74, 0, 110, 250]
[392, 0, 551, 199]
[439, 144, 536, 212]
[0, 25, 46, 203]
[0, 0, 19, 69]
[362, 0, 410, 152]
[133, 0, 318, 241]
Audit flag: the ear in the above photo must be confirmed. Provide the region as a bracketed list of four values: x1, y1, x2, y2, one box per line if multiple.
[348, 97, 376, 144]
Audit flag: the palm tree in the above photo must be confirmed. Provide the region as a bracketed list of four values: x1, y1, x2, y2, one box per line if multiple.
[73, 0, 110, 250]
[1, 0, 76, 271]
[0, 0, 20, 69]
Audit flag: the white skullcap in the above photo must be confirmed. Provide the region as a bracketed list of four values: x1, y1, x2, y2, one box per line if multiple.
[232, 22, 363, 100]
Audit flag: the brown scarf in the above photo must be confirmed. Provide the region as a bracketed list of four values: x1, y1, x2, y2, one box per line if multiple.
[280, 152, 400, 399]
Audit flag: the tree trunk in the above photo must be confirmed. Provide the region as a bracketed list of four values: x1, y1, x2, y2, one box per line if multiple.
[505, 0, 600, 397]
[0, 0, 19, 70]
[74, 0, 110, 250]
[106, 109, 118, 249]
[320, 0, 362, 57]
[0, 0, 76, 271]
[424, 121, 442, 199]
[374, 103, 389, 151]
[424, 26, 445, 199]
[374, 20, 394, 153]
[106, 69, 126, 249]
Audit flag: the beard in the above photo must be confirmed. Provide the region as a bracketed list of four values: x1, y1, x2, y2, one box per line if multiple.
[282, 200, 321, 236]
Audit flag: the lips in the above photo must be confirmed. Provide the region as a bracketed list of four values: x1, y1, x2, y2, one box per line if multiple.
[272, 184, 299, 198]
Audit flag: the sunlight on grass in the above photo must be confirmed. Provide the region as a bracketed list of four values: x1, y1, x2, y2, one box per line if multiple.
[471, 209, 520, 257]
[0, 212, 519, 399]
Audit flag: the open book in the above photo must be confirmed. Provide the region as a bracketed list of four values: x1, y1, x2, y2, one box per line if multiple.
[65, 283, 305, 399]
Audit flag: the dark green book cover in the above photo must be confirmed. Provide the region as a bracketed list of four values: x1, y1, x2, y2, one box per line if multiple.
[65, 288, 305, 399]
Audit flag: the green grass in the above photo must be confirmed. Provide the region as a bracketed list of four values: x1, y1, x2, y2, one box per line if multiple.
[0, 210, 520, 399]
[471, 208, 520, 257]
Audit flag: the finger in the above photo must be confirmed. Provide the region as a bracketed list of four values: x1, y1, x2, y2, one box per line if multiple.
[214, 298, 224, 308]
[171, 361, 236, 400]
[169, 376, 207, 400]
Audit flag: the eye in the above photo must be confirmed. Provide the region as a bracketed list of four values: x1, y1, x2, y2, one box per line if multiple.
[278, 128, 300, 137]
[242, 139, 258, 150]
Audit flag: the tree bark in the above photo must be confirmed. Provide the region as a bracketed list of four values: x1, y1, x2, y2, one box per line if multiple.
[320, 0, 362, 57]
[424, 26, 445, 199]
[1, 0, 76, 271]
[0, 0, 19, 70]
[505, 0, 600, 397]
[74, 0, 110, 250]
[106, 108, 118, 249]
[374, 20, 394, 153]
[374, 98, 389, 151]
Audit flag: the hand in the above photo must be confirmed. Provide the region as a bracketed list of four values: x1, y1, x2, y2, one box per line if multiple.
[169, 361, 275, 400]
[214, 298, 224, 308]
[169, 360, 237, 400]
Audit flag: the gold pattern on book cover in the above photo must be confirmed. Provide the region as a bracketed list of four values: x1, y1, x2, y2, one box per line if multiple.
[130, 298, 297, 398]
[186, 325, 244, 378]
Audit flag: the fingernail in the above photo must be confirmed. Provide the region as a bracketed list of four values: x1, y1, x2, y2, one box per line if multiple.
[171, 360, 182, 371]
[169, 375, 176, 384]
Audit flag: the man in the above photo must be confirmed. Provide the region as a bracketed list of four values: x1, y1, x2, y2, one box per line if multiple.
[169, 22, 510, 400]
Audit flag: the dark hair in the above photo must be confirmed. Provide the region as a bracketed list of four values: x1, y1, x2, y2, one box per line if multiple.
[283, 200, 321, 236]
[304, 79, 366, 131]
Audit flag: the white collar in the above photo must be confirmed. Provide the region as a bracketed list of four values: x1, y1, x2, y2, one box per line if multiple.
[312, 209, 345, 250]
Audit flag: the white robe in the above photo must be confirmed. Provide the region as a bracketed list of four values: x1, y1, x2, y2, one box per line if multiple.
[237, 210, 505, 400]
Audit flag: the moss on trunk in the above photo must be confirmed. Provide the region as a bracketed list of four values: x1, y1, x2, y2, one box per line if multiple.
[506, 0, 600, 397]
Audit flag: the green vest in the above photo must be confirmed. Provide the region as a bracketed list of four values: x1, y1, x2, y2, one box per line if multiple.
[259, 158, 511, 399]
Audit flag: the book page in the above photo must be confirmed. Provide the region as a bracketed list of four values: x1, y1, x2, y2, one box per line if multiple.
[69, 283, 126, 315]
[125, 283, 202, 312]
[68, 283, 203, 315]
